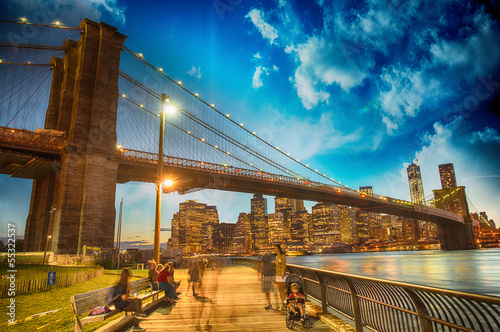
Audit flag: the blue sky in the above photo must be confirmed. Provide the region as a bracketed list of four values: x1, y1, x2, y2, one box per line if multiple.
[1, 0, 500, 249]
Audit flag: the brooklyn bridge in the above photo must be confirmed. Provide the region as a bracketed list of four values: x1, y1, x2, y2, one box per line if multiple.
[0, 19, 477, 254]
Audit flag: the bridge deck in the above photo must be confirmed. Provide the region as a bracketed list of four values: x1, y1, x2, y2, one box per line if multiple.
[130, 266, 331, 331]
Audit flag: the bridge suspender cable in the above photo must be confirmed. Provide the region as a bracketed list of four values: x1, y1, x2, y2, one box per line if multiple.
[120, 46, 349, 189]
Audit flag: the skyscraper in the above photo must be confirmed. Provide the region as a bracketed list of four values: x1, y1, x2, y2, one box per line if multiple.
[275, 197, 305, 213]
[339, 205, 356, 244]
[268, 212, 284, 243]
[232, 212, 252, 253]
[438, 163, 457, 189]
[172, 200, 208, 254]
[215, 223, 235, 253]
[250, 194, 268, 249]
[402, 218, 420, 242]
[407, 161, 425, 204]
[311, 202, 340, 245]
[202, 206, 219, 252]
[291, 210, 308, 242]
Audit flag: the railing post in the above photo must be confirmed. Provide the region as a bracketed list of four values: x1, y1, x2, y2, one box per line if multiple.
[312, 272, 329, 314]
[403, 288, 432, 332]
[343, 278, 363, 332]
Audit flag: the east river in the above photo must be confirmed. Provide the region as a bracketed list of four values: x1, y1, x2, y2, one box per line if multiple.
[287, 248, 500, 297]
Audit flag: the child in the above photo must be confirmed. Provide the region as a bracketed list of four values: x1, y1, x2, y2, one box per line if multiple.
[288, 283, 306, 322]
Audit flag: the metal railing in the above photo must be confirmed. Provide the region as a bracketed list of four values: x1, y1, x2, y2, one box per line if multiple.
[0, 126, 66, 154]
[227, 257, 500, 332]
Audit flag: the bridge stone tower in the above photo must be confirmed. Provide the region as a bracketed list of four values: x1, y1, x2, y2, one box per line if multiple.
[23, 20, 126, 254]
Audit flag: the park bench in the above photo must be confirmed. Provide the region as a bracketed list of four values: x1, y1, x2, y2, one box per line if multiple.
[70, 277, 163, 332]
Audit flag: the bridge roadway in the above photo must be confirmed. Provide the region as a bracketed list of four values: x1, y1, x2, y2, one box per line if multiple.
[0, 126, 463, 226]
[99, 266, 332, 332]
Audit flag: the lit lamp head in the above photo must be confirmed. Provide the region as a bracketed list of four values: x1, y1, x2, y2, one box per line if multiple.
[163, 179, 174, 187]
[162, 95, 176, 114]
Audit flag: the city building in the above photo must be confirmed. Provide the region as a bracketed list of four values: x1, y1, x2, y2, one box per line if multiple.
[433, 186, 470, 218]
[291, 210, 308, 242]
[268, 212, 285, 244]
[407, 160, 425, 204]
[275, 197, 305, 213]
[171, 200, 208, 254]
[359, 186, 373, 196]
[339, 205, 356, 244]
[355, 209, 371, 243]
[403, 219, 420, 242]
[479, 212, 489, 225]
[438, 163, 457, 189]
[201, 205, 219, 252]
[216, 223, 235, 253]
[232, 212, 252, 253]
[250, 194, 268, 249]
[311, 202, 340, 245]
[489, 220, 497, 228]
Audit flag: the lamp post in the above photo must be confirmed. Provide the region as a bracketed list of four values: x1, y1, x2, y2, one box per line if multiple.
[43, 235, 52, 265]
[154, 94, 168, 264]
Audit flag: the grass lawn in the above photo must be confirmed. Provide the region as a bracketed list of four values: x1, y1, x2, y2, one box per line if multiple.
[0, 268, 185, 332]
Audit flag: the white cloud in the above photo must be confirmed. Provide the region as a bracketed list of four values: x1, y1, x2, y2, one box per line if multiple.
[246, 9, 279, 45]
[253, 52, 262, 59]
[187, 65, 203, 79]
[252, 65, 279, 89]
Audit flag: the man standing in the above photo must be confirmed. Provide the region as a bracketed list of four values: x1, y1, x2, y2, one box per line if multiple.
[260, 251, 278, 309]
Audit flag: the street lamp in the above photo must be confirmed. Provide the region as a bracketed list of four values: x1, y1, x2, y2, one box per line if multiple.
[43, 235, 52, 265]
[154, 94, 176, 264]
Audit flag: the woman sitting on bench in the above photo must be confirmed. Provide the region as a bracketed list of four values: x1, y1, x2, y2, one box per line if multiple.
[112, 268, 147, 330]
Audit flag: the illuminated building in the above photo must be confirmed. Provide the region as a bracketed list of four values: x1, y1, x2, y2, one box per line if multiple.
[438, 163, 457, 189]
[275, 197, 305, 213]
[250, 194, 268, 249]
[311, 202, 340, 245]
[233, 213, 252, 253]
[202, 205, 219, 252]
[173, 200, 208, 254]
[268, 212, 284, 243]
[407, 161, 425, 204]
[402, 218, 420, 241]
[291, 209, 308, 242]
[355, 209, 370, 243]
[359, 186, 373, 196]
[479, 212, 489, 225]
[216, 223, 235, 253]
[339, 205, 356, 244]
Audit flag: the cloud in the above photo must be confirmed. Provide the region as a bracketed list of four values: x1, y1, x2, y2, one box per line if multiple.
[252, 65, 279, 89]
[246, 9, 279, 45]
[160, 227, 171, 231]
[187, 65, 203, 79]
[2, 0, 127, 26]
[253, 52, 262, 60]
[395, 117, 500, 222]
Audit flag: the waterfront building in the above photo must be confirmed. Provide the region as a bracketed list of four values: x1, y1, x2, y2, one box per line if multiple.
[216, 222, 235, 253]
[355, 209, 371, 243]
[403, 218, 420, 242]
[202, 205, 220, 252]
[339, 205, 356, 244]
[480, 212, 489, 224]
[407, 161, 425, 204]
[268, 212, 285, 243]
[172, 200, 208, 254]
[291, 209, 308, 242]
[311, 202, 340, 245]
[275, 197, 305, 213]
[438, 163, 457, 189]
[232, 212, 252, 253]
[250, 194, 268, 250]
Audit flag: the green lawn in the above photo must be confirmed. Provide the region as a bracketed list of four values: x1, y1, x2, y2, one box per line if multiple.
[0, 268, 158, 332]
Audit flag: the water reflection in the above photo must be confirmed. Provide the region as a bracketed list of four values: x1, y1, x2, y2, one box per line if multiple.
[288, 248, 500, 296]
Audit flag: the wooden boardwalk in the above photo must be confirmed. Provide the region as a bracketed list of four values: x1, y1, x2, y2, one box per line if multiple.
[134, 266, 332, 332]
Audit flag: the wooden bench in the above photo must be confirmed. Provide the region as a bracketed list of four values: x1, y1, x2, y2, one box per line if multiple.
[70, 278, 163, 332]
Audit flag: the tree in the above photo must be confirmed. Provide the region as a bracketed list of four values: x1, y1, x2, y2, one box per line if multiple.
[0, 240, 6, 252]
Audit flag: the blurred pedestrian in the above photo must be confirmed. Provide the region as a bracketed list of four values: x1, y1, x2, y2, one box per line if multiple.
[274, 244, 287, 310]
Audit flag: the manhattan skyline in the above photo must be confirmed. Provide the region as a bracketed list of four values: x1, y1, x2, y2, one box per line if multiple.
[0, 0, 499, 249]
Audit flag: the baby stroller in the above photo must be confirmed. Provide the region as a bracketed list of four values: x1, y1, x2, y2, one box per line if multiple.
[285, 274, 312, 329]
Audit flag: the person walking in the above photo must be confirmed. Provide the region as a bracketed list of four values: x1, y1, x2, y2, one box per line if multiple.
[274, 244, 287, 310]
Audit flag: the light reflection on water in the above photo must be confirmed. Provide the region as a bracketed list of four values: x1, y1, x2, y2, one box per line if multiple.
[287, 248, 500, 296]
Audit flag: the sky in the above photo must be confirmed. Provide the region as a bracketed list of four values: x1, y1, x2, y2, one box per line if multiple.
[1, 0, 500, 249]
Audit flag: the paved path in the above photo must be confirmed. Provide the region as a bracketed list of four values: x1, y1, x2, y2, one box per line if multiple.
[136, 266, 332, 332]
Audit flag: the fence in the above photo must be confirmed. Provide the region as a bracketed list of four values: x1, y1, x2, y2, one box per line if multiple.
[0, 267, 104, 296]
[227, 257, 500, 332]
